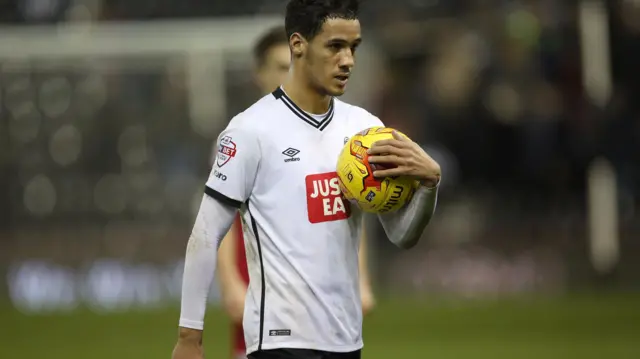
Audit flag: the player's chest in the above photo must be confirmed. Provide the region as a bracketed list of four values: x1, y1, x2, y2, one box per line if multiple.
[264, 122, 351, 170]
[259, 128, 354, 223]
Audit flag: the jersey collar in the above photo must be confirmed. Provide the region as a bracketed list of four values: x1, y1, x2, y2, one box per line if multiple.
[272, 87, 334, 131]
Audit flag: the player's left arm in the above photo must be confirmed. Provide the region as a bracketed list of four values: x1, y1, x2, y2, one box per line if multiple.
[369, 131, 441, 249]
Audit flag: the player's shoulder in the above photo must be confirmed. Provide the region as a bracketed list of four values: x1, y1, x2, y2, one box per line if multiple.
[334, 98, 384, 127]
[226, 92, 281, 134]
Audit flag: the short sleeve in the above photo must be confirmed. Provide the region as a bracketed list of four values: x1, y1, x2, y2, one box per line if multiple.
[205, 125, 259, 208]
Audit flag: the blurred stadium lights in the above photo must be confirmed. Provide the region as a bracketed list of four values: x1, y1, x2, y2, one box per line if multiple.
[8, 103, 41, 144]
[39, 76, 73, 118]
[23, 174, 57, 216]
[74, 73, 107, 115]
[49, 124, 82, 166]
[579, 0, 612, 108]
[587, 158, 620, 275]
[578, 0, 621, 274]
[117, 125, 149, 167]
[0, 17, 285, 220]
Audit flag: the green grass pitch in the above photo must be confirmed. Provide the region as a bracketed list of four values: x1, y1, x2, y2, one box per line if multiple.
[1, 294, 639, 359]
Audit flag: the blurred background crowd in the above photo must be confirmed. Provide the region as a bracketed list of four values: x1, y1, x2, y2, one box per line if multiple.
[1, 1, 639, 358]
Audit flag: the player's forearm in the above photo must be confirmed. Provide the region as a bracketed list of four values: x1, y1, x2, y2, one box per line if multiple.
[377, 184, 439, 249]
[216, 227, 248, 322]
[179, 194, 236, 330]
[217, 226, 243, 291]
[357, 235, 371, 286]
[217, 266, 247, 306]
[358, 249, 373, 300]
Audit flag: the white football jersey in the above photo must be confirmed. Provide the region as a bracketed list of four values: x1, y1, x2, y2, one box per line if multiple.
[206, 88, 383, 354]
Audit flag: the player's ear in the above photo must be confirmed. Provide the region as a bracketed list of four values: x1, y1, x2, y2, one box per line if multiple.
[289, 33, 306, 58]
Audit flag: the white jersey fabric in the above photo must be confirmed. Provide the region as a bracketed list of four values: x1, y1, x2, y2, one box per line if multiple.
[206, 87, 383, 354]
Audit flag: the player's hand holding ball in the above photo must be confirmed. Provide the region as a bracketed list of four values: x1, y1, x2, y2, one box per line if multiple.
[367, 130, 441, 188]
[336, 127, 440, 214]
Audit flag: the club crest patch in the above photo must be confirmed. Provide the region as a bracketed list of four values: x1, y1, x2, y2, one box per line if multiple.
[217, 136, 236, 167]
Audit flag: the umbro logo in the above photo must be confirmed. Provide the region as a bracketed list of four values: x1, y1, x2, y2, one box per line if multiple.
[282, 147, 301, 162]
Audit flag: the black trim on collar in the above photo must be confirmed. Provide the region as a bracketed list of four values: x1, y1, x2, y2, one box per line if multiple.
[272, 87, 334, 131]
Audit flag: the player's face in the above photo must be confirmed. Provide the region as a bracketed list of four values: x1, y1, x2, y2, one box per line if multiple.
[255, 44, 291, 95]
[305, 18, 361, 97]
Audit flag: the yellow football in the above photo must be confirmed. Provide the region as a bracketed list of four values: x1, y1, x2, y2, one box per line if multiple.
[336, 127, 419, 213]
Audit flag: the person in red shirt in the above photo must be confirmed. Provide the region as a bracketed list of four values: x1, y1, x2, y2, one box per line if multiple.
[215, 25, 376, 359]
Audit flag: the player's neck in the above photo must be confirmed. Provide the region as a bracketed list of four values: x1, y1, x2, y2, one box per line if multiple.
[281, 78, 331, 115]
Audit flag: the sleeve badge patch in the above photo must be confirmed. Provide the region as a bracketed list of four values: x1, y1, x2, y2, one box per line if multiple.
[217, 136, 237, 167]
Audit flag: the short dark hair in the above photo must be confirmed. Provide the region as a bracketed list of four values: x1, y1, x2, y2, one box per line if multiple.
[253, 26, 288, 67]
[285, 0, 360, 41]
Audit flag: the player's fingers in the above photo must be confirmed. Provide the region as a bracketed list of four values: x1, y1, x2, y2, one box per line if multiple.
[373, 167, 405, 178]
[367, 144, 404, 155]
[392, 130, 409, 141]
[367, 154, 398, 164]
[366, 145, 391, 155]
[369, 139, 407, 150]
